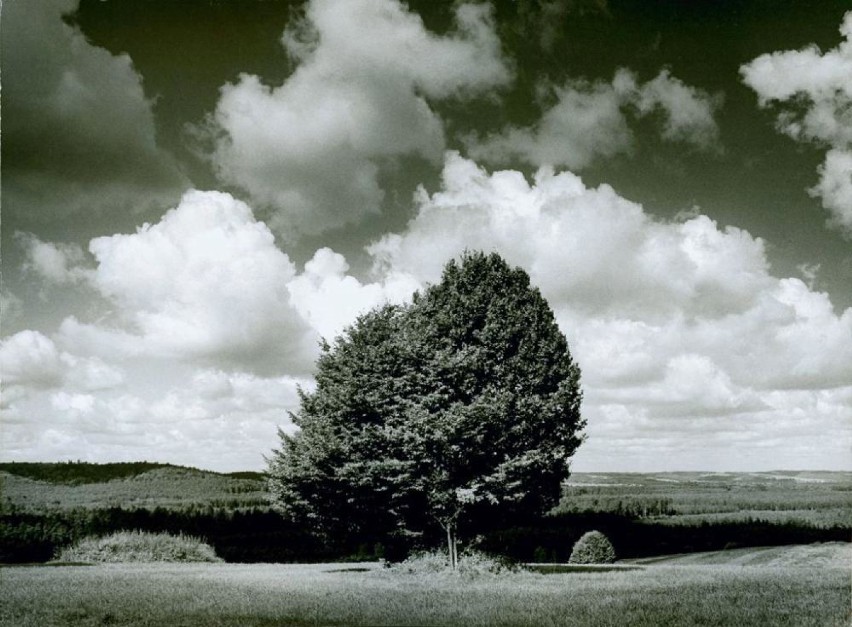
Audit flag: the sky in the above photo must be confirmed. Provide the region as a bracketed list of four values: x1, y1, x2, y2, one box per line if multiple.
[1, 0, 850, 473]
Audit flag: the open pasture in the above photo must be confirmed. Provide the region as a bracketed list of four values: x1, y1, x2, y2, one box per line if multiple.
[2, 544, 848, 627]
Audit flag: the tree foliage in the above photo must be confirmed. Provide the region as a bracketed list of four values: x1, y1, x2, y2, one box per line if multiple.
[268, 252, 584, 563]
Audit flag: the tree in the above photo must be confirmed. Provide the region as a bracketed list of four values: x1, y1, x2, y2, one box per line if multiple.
[268, 252, 585, 567]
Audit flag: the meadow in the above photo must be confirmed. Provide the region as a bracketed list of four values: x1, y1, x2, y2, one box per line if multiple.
[1, 544, 849, 627]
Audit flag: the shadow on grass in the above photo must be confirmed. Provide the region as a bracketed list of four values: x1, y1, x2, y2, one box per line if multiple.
[526, 563, 645, 574]
[323, 567, 375, 573]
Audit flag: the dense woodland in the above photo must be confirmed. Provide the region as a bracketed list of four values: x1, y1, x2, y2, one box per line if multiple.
[1, 463, 848, 564]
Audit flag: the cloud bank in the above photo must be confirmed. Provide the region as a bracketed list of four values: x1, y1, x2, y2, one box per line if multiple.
[370, 153, 852, 470]
[741, 11, 852, 237]
[5, 155, 849, 471]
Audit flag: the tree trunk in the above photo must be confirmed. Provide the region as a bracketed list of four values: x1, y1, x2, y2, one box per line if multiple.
[446, 523, 457, 570]
[452, 529, 458, 569]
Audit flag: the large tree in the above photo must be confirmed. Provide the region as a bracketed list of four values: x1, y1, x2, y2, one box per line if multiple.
[268, 252, 584, 566]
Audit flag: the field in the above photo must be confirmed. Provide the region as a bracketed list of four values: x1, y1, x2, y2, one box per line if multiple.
[1, 544, 849, 627]
[558, 471, 852, 528]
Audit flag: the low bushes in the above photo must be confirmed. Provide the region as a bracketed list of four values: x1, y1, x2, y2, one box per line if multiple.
[569, 530, 616, 564]
[55, 530, 222, 563]
[388, 549, 518, 578]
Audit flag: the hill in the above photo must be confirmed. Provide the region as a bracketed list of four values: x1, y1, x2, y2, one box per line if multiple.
[558, 470, 852, 528]
[0, 462, 268, 512]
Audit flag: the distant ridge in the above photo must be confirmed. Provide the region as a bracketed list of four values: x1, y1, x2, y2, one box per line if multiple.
[0, 461, 266, 485]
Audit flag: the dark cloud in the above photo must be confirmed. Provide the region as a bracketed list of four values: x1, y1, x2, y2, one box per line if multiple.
[1, 0, 187, 229]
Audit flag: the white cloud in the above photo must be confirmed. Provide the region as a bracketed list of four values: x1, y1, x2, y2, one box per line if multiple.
[0, 330, 125, 408]
[49, 189, 416, 373]
[630, 69, 722, 147]
[0, 331, 64, 388]
[1, 367, 309, 472]
[369, 153, 852, 470]
[741, 11, 852, 237]
[61, 354, 125, 392]
[16, 232, 92, 285]
[205, 0, 511, 235]
[51, 392, 96, 416]
[467, 68, 721, 169]
[5, 156, 849, 471]
[287, 247, 419, 340]
[2, 0, 186, 223]
[812, 149, 852, 234]
[82, 190, 319, 374]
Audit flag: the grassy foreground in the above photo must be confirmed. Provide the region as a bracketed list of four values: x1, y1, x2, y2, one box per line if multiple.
[2, 546, 849, 626]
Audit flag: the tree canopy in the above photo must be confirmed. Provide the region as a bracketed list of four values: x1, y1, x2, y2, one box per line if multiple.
[268, 252, 584, 564]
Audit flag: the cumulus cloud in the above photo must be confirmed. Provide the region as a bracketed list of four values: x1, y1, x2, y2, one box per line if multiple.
[467, 68, 721, 169]
[77, 190, 318, 374]
[204, 0, 511, 235]
[16, 232, 92, 285]
[49, 190, 414, 373]
[369, 153, 852, 469]
[1, 0, 187, 224]
[741, 11, 852, 236]
[286, 248, 419, 339]
[5, 156, 849, 471]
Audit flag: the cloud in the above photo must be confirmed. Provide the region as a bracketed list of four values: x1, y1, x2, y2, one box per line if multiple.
[16, 232, 92, 285]
[1, 368, 309, 472]
[0, 331, 125, 409]
[740, 11, 852, 237]
[0, 331, 64, 388]
[6, 156, 849, 471]
[49, 189, 413, 373]
[467, 69, 721, 169]
[75, 190, 318, 374]
[0, 290, 24, 326]
[204, 0, 511, 235]
[286, 248, 419, 340]
[368, 153, 852, 469]
[1, 0, 187, 225]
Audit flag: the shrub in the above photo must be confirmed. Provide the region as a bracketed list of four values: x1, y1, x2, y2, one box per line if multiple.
[387, 549, 518, 578]
[569, 530, 616, 564]
[54, 530, 223, 563]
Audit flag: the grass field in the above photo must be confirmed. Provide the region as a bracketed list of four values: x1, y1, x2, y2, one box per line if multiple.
[1, 544, 848, 626]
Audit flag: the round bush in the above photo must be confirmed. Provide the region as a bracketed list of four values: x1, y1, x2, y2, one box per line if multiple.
[568, 530, 616, 564]
[55, 530, 223, 563]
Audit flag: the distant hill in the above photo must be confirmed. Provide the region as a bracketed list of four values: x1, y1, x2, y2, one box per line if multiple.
[0, 462, 269, 512]
[0, 461, 193, 485]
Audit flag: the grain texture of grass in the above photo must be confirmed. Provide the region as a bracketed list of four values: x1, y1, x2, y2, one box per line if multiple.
[2, 544, 849, 626]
